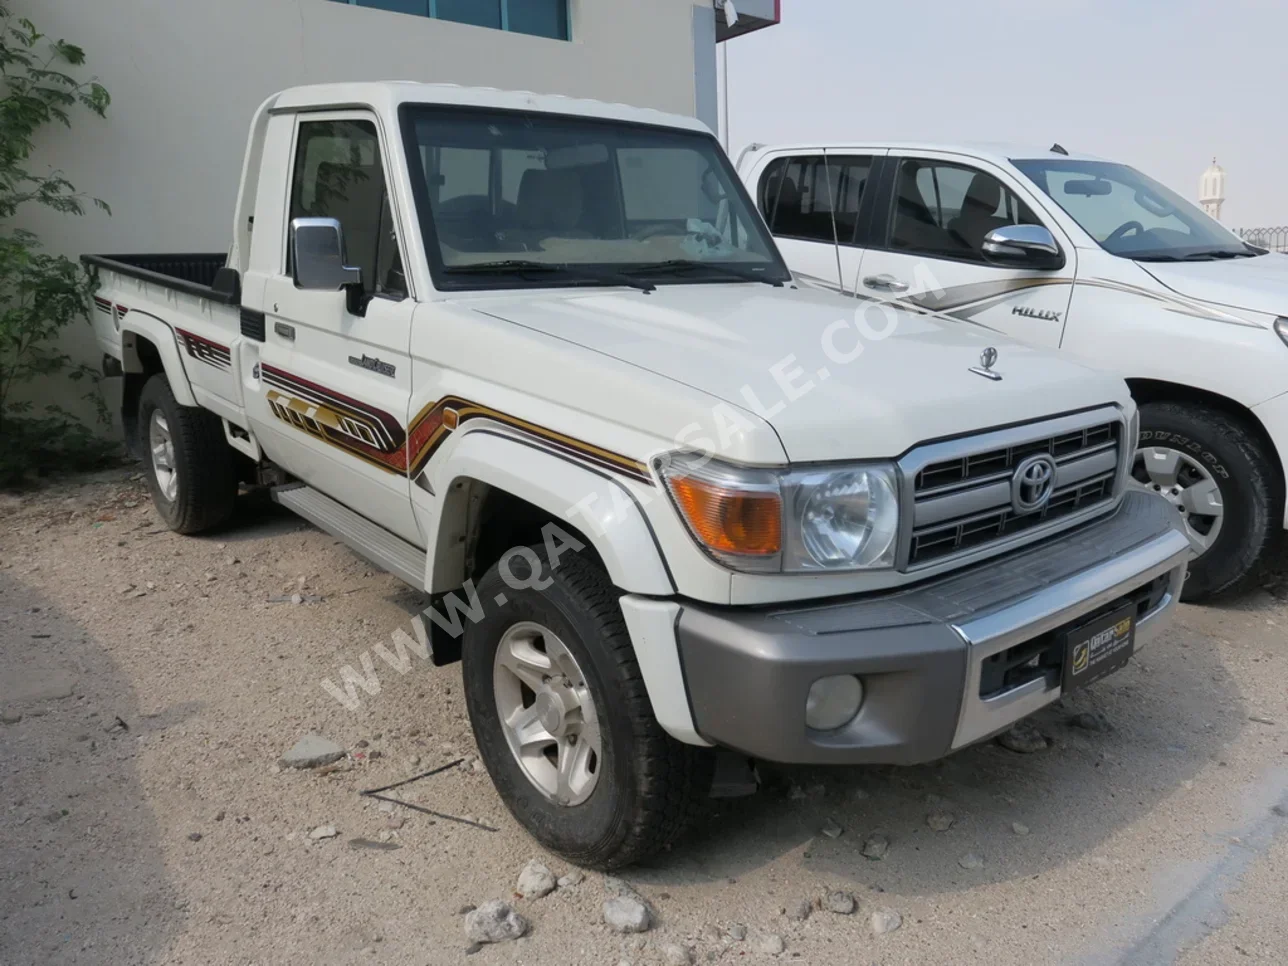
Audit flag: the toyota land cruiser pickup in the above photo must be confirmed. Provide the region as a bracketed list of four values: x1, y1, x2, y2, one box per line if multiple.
[84, 83, 1189, 869]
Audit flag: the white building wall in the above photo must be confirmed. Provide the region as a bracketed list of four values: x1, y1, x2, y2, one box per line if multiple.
[11, 0, 712, 422]
[17, 0, 708, 257]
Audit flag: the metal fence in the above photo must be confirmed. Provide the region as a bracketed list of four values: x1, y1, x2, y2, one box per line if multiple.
[1236, 226, 1288, 251]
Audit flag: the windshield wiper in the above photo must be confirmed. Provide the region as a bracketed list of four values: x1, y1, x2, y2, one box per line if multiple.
[1135, 249, 1258, 263]
[444, 260, 655, 292]
[624, 259, 785, 287]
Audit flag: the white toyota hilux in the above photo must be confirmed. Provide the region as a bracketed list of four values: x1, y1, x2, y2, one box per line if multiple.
[738, 141, 1288, 600]
[85, 84, 1188, 869]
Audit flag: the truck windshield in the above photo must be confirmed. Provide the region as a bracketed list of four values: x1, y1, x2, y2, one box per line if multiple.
[1012, 158, 1260, 261]
[402, 106, 791, 290]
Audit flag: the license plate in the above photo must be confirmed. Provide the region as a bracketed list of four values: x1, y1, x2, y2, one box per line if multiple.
[1061, 603, 1136, 693]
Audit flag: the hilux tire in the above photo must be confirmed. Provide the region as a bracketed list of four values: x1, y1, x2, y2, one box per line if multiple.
[462, 545, 711, 869]
[138, 374, 238, 534]
[1133, 401, 1282, 601]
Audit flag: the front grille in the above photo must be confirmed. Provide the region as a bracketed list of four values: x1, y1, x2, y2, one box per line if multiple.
[904, 413, 1123, 568]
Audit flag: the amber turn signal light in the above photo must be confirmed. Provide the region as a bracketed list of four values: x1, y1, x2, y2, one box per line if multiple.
[666, 473, 782, 557]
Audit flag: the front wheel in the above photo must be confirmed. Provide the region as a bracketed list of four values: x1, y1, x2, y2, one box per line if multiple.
[462, 546, 711, 869]
[1131, 401, 1282, 601]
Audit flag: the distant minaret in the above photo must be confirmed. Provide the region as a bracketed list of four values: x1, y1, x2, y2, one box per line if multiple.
[1200, 158, 1226, 220]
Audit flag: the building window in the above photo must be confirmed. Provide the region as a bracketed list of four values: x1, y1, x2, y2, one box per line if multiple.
[335, 0, 570, 40]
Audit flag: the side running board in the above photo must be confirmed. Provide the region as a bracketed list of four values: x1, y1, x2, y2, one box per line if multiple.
[272, 484, 425, 589]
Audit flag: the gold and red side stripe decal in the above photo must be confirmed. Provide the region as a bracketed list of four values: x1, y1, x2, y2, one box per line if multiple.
[258, 365, 651, 486]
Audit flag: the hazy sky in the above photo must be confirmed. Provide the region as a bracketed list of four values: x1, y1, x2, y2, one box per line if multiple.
[722, 0, 1288, 229]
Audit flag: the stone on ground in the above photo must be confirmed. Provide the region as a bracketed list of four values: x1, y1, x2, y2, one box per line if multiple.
[516, 859, 557, 899]
[756, 934, 785, 956]
[464, 900, 528, 944]
[926, 809, 956, 832]
[603, 896, 652, 933]
[958, 852, 984, 870]
[996, 720, 1048, 754]
[861, 832, 890, 860]
[1070, 710, 1110, 732]
[870, 909, 902, 935]
[557, 870, 585, 888]
[661, 943, 693, 966]
[280, 734, 346, 769]
[826, 890, 856, 915]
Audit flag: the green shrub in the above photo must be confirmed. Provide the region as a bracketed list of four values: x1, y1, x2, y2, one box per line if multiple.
[0, 5, 114, 486]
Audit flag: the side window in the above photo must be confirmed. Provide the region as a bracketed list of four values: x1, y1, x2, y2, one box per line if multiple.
[758, 155, 835, 243]
[889, 159, 1038, 262]
[289, 118, 405, 298]
[824, 155, 872, 246]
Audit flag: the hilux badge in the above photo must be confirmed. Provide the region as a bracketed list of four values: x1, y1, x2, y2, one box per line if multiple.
[969, 347, 1002, 382]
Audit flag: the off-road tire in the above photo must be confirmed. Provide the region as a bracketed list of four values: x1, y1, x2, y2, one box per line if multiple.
[462, 546, 712, 869]
[138, 374, 238, 534]
[1138, 401, 1282, 601]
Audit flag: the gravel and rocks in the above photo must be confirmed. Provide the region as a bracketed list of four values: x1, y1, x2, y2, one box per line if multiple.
[826, 891, 856, 915]
[861, 832, 890, 859]
[308, 825, 338, 840]
[997, 720, 1049, 753]
[464, 900, 528, 944]
[603, 896, 652, 933]
[820, 817, 844, 838]
[958, 853, 985, 870]
[280, 735, 346, 769]
[516, 859, 557, 899]
[661, 943, 693, 965]
[786, 898, 812, 921]
[557, 871, 585, 888]
[1012, 822, 1031, 836]
[725, 924, 748, 941]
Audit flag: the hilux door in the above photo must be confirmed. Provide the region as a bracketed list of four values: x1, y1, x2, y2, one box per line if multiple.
[856, 152, 1077, 349]
[753, 151, 846, 290]
[244, 112, 421, 543]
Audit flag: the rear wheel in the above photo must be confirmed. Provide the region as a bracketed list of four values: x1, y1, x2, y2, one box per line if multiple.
[1131, 401, 1282, 601]
[138, 374, 238, 534]
[462, 545, 711, 869]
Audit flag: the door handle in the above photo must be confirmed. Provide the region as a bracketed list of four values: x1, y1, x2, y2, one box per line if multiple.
[863, 274, 909, 293]
[274, 321, 295, 342]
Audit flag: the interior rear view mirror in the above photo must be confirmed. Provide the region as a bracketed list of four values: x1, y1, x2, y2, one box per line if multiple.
[1064, 178, 1113, 197]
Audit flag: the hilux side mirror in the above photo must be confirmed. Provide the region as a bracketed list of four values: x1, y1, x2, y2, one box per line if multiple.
[982, 224, 1065, 270]
[290, 217, 363, 292]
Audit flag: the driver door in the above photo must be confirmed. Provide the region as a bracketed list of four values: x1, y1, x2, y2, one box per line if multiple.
[857, 152, 1078, 350]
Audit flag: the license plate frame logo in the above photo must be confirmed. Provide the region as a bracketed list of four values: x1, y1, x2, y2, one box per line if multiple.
[1061, 603, 1136, 694]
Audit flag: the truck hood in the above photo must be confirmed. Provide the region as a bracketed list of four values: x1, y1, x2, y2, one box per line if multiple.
[469, 284, 1127, 462]
[1138, 252, 1288, 319]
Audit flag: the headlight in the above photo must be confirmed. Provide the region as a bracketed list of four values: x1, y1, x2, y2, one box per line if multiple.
[658, 453, 900, 573]
[1275, 317, 1288, 348]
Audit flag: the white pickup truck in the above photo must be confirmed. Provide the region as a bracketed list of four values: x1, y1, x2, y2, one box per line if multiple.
[738, 141, 1288, 600]
[85, 84, 1188, 869]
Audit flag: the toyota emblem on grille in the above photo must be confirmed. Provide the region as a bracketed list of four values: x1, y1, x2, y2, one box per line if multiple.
[1011, 454, 1056, 514]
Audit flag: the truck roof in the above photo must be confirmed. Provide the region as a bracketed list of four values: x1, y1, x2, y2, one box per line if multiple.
[270, 81, 712, 135]
[738, 140, 1111, 167]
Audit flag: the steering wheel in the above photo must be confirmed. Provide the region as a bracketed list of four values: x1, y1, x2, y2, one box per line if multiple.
[1105, 221, 1145, 245]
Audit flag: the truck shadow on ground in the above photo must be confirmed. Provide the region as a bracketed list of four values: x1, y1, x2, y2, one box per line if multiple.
[0, 572, 179, 966]
[637, 609, 1243, 898]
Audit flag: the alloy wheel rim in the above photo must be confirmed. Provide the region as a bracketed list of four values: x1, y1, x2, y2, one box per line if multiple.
[1130, 445, 1224, 557]
[493, 621, 601, 806]
[148, 410, 179, 504]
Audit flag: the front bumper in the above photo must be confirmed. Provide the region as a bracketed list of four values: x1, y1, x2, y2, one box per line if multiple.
[675, 491, 1189, 765]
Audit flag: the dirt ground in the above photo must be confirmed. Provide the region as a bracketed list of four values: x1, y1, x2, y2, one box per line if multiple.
[2, 469, 1287, 966]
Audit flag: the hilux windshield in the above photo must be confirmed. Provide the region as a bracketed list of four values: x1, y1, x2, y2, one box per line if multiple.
[1012, 158, 1261, 262]
[401, 105, 791, 290]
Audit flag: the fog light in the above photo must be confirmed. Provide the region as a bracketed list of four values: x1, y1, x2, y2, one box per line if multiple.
[805, 675, 864, 731]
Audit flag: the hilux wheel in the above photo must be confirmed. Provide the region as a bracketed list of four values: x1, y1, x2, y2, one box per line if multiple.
[1131, 401, 1282, 601]
[462, 545, 711, 869]
[138, 374, 238, 534]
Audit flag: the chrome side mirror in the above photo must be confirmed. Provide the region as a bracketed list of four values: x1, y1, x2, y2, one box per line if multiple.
[290, 217, 363, 291]
[982, 224, 1064, 270]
